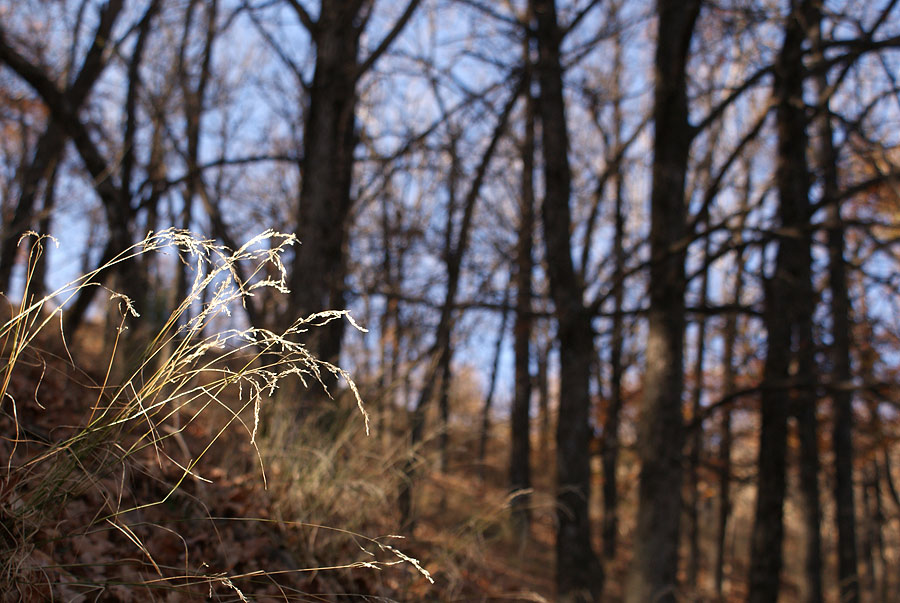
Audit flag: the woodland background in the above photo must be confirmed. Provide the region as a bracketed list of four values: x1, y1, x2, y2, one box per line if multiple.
[1, 0, 900, 602]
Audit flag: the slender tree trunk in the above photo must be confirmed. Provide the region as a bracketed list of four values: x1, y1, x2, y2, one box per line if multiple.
[687, 223, 711, 591]
[810, 6, 861, 599]
[870, 460, 888, 602]
[715, 283, 739, 599]
[437, 340, 452, 474]
[29, 157, 59, 300]
[377, 194, 400, 440]
[860, 460, 877, 600]
[510, 59, 536, 530]
[478, 288, 510, 477]
[536, 338, 551, 465]
[602, 7, 626, 567]
[602, 173, 624, 566]
[714, 165, 750, 599]
[399, 82, 521, 525]
[531, 0, 602, 599]
[436, 130, 462, 475]
[625, 2, 699, 601]
[685, 125, 722, 591]
[0, 127, 64, 294]
[177, 0, 218, 329]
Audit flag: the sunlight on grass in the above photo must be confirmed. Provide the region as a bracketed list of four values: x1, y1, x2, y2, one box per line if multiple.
[0, 230, 430, 600]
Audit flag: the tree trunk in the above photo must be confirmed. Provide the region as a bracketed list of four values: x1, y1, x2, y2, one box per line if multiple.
[602, 7, 626, 566]
[399, 81, 521, 525]
[0, 0, 124, 294]
[536, 338, 551, 465]
[176, 0, 218, 329]
[0, 127, 65, 294]
[714, 164, 750, 599]
[687, 224, 710, 591]
[860, 459, 877, 600]
[29, 157, 59, 300]
[625, 1, 699, 601]
[870, 460, 888, 602]
[749, 2, 816, 600]
[288, 4, 362, 364]
[811, 4, 861, 598]
[795, 331, 823, 603]
[531, 0, 602, 599]
[509, 59, 536, 530]
[478, 288, 510, 478]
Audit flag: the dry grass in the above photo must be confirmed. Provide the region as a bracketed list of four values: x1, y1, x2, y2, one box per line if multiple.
[0, 230, 431, 601]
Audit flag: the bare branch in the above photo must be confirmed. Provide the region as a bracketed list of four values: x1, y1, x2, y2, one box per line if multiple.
[285, 0, 318, 34]
[356, 0, 422, 80]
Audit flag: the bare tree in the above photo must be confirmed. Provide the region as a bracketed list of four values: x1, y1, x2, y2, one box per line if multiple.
[509, 44, 536, 532]
[749, 2, 817, 599]
[530, 0, 603, 599]
[279, 0, 421, 364]
[625, 1, 700, 600]
[0, 0, 124, 295]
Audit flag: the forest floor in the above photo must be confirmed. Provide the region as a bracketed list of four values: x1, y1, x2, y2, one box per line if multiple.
[0, 317, 560, 602]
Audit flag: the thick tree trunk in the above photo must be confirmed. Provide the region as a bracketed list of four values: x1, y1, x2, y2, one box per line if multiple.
[625, 2, 699, 601]
[531, 0, 602, 599]
[749, 2, 817, 600]
[288, 5, 361, 364]
[749, 290, 791, 602]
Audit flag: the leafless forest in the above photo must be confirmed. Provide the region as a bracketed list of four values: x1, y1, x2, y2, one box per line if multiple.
[1, 1, 900, 601]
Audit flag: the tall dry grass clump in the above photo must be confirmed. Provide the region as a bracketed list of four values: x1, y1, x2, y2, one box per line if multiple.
[0, 230, 430, 600]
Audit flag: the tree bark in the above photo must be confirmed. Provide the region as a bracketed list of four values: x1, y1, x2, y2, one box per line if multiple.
[478, 287, 510, 478]
[288, 3, 361, 363]
[29, 157, 59, 300]
[602, 5, 626, 566]
[686, 221, 710, 591]
[714, 165, 750, 599]
[509, 59, 536, 530]
[870, 460, 888, 602]
[625, 1, 699, 601]
[810, 3, 861, 599]
[287, 0, 421, 363]
[176, 0, 218, 328]
[531, 0, 602, 599]
[749, 2, 817, 600]
[536, 337, 551, 465]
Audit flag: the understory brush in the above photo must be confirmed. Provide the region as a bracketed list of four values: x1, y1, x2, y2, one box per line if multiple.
[0, 230, 430, 601]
